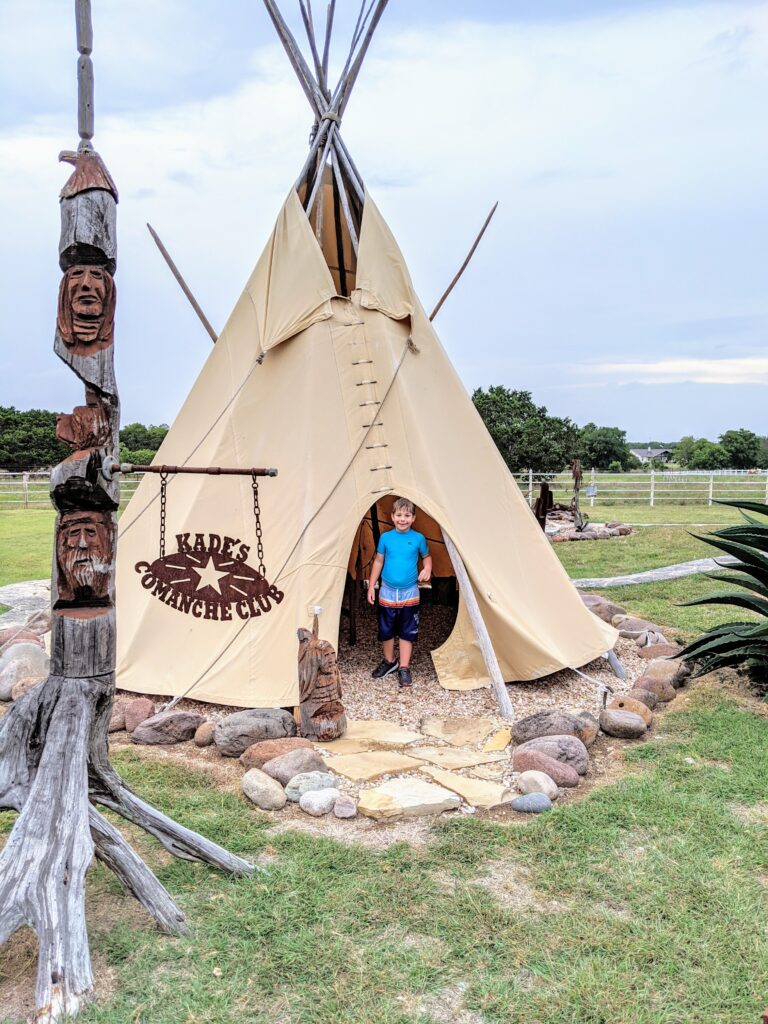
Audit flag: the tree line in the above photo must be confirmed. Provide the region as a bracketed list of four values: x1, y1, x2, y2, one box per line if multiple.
[0, 407, 169, 471]
[2, 399, 766, 473]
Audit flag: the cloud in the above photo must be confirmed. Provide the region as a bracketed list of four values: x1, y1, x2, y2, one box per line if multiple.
[580, 357, 768, 386]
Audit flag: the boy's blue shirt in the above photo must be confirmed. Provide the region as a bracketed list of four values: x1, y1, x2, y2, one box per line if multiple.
[377, 528, 429, 588]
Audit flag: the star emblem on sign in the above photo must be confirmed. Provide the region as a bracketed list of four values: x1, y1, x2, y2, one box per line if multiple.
[192, 554, 230, 596]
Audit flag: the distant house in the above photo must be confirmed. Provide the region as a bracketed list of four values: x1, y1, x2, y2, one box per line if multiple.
[630, 447, 674, 464]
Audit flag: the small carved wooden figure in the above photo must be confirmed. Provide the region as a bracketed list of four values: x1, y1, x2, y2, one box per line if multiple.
[297, 617, 347, 741]
[55, 509, 114, 605]
[56, 386, 111, 449]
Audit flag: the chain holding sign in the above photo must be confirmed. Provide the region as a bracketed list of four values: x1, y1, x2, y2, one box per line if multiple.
[108, 460, 284, 623]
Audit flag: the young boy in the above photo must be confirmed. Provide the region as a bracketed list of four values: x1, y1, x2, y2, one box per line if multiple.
[367, 497, 432, 688]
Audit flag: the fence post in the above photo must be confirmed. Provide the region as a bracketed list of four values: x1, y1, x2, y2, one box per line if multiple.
[22, 471, 29, 509]
[649, 469, 655, 508]
[589, 467, 595, 507]
[708, 473, 714, 506]
[527, 468, 533, 505]
[764, 471, 768, 504]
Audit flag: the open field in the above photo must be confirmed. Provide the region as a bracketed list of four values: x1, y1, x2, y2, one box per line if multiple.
[2, 683, 767, 1023]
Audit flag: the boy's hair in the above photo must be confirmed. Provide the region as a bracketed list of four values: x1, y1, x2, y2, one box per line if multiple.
[392, 497, 415, 515]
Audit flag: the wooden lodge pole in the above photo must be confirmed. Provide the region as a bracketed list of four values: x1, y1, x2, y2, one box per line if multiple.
[442, 532, 515, 721]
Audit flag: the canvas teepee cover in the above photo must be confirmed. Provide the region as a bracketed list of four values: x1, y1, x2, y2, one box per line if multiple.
[116, 187, 616, 707]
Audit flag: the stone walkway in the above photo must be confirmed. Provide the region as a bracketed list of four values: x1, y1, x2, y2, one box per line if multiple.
[0, 579, 50, 626]
[573, 555, 737, 590]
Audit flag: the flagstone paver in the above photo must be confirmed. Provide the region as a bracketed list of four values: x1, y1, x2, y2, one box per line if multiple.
[419, 717, 497, 747]
[421, 766, 514, 809]
[342, 719, 423, 748]
[323, 750, 425, 782]
[409, 746, 508, 771]
[357, 778, 461, 820]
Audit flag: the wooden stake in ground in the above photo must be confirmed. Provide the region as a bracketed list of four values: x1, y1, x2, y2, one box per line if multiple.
[0, 8, 252, 1020]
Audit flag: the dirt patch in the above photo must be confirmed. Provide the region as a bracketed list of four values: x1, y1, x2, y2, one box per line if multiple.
[435, 859, 566, 914]
[404, 980, 488, 1024]
[728, 801, 768, 825]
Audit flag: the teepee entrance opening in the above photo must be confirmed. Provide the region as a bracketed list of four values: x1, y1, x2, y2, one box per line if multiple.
[338, 499, 459, 683]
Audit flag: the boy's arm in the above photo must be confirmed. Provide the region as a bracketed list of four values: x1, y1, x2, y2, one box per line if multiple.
[418, 554, 432, 583]
[367, 552, 384, 604]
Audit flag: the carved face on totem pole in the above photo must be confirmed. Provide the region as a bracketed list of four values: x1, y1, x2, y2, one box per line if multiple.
[56, 265, 115, 355]
[56, 510, 114, 603]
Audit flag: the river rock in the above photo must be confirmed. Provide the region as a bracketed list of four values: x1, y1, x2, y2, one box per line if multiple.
[616, 526, 632, 535]
[108, 701, 127, 732]
[636, 642, 681, 660]
[0, 641, 48, 677]
[611, 615, 665, 638]
[240, 737, 314, 770]
[642, 658, 689, 688]
[511, 748, 580, 787]
[514, 735, 590, 775]
[516, 770, 558, 800]
[627, 688, 659, 710]
[511, 710, 598, 747]
[333, 793, 358, 818]
[580, 594, 627, 624]
[299, 788, 341, 816]
[0, 627, 44, 649]
[607, 695, 653, 726]
[194, 721, 216, 747]
[285, 771, 340, 802]
[637, 675, 676, 702]
[11, 675, 45, 700]
[241, 768, 287, 811]
[213, 708, 297, 757]
[510, 793, 553, 814]
[124, 697, 156, 733]
[132, 710, 204, 745]
[599, 709, 646, 739]
[261, 746, 327, 785]
[25, 609, 52, 634]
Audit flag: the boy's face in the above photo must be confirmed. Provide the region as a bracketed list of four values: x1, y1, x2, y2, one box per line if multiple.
[391, 506, 415, 532]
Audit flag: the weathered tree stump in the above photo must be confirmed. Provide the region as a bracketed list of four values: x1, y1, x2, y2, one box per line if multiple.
[0, 35, 253, 1017]
[297, 617, 347, 741]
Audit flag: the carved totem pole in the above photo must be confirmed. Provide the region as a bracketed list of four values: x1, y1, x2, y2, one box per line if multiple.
[0, 7, 253, 1021]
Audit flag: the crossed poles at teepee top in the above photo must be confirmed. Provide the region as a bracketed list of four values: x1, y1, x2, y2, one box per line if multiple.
[262, 0, 390, 255]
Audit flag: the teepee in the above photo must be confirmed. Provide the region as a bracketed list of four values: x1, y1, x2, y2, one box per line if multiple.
[116, 0, 617, 711]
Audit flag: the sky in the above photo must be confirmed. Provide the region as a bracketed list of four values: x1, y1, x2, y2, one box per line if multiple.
[0, 0, 765, 442]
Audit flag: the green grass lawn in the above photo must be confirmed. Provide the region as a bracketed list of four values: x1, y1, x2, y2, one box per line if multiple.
[553, 525, 717, 579]
[587, 503, 745, 525]
[2, 685, 765, 1023]
[0, 511, 54, 587]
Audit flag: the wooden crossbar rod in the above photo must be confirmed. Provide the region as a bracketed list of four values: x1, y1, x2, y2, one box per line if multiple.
[119, 464, 278, 477]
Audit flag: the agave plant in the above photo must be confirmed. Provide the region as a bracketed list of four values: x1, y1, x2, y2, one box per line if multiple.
[678, 499, 768, 682]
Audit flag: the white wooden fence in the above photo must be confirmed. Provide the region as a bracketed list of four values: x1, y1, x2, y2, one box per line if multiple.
[513, 469, 768, 508]
[0, 471, 142, 510]
[1, 468, 767, 511]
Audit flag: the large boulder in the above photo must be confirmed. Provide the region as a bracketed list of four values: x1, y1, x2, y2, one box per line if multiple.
[213, 708, 296, 757]
[0, 643, 49, 701]
[24, 609, 52, 635]
[124, 697, 156, 734]
[580, 594, 627, 624]
[132, 711, 204, 745]
[261, 746, 327, 785]
[599, 709, 646, 739]
[240, 737, 314, 770]
[194, 721, 216, 747]
[241, 768, 287, 811]
[512, 710, 598, 748]
[511, 748, 580, 787]
[108, 701, 127, 732]
[607, 695, 653, 727]
[513, 735, 589, 775]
